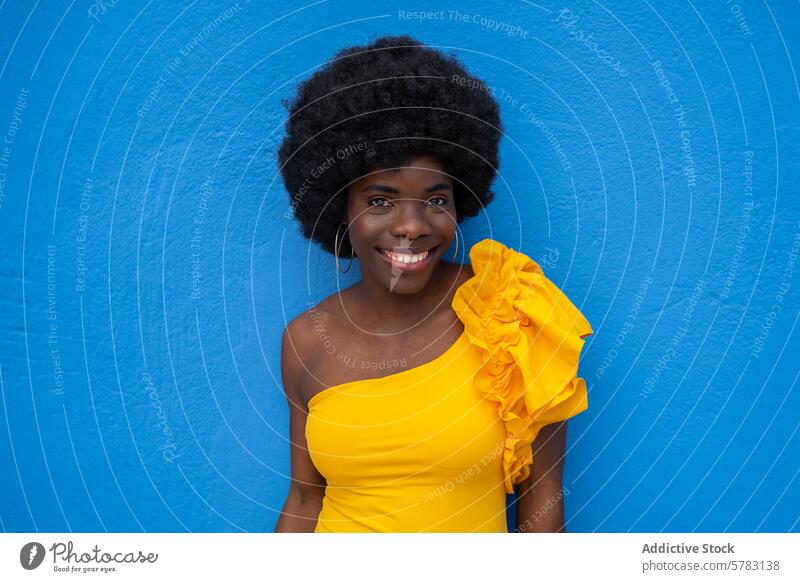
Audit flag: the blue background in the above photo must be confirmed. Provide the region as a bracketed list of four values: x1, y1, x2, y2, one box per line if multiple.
[0, 0, 798, 532]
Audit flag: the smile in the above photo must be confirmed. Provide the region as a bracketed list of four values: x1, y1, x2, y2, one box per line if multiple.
[376, 245, 439, 271]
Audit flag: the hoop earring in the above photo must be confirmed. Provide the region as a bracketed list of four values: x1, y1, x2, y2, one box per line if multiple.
[335, 223, 354, 274]
[451, 229, 460, 262]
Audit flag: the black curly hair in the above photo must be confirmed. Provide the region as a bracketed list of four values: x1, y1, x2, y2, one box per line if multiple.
[277, 34, 502, 257]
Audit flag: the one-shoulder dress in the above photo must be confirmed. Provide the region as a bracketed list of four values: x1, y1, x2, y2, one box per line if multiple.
[304, 238, 592, 532]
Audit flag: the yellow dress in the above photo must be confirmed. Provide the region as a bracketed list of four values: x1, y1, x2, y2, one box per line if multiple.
[305, 238, 593, 532]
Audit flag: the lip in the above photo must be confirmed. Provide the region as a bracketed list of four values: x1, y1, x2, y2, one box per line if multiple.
[375, 245, 440, 272]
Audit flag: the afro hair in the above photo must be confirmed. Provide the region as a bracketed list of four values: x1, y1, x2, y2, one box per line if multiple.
[277, 34, 502, 257]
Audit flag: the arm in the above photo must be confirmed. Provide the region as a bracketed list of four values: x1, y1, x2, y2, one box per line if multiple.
[514, 421, 569, 533]
[274, 323, 328, 532]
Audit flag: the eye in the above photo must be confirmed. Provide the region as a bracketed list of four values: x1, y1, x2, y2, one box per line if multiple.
[425, 196, 449, 207]
[367, 197, 392, 207]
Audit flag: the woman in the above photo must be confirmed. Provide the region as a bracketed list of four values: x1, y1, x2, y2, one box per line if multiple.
[274, 35, 592, 533]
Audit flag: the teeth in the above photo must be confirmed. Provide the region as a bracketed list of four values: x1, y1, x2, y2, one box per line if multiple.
[381, 249, 430, 264]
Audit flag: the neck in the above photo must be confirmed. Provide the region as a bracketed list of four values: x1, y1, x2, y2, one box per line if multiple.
[350, 260, 453, 333]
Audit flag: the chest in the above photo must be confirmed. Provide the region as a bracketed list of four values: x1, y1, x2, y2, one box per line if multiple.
[301, 327, 465, 407]
[304, 339, 505, 486]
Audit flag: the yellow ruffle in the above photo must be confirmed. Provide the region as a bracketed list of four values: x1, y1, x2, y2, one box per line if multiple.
[452, 238, 593, 494]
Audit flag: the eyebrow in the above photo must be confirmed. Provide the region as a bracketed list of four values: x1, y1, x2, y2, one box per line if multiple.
[360, 182, 453, 194]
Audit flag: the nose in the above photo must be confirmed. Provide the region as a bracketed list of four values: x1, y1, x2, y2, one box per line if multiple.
[388, 200, 433, 241]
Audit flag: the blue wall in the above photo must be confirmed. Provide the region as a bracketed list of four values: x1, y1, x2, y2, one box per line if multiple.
[0, 0, 798, 532]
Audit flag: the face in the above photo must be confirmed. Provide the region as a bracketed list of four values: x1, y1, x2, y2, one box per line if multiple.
[343, 155, 457, 294]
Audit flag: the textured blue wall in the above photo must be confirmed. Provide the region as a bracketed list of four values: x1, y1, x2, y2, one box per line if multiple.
[0, 0, 798, 532]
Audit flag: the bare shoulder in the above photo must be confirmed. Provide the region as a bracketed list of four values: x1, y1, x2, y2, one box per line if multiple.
[280, 290, 352, 395]
[284, 285, 352, 342]
[282, 300, 335, 364]
[280, 306, 325, 400]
